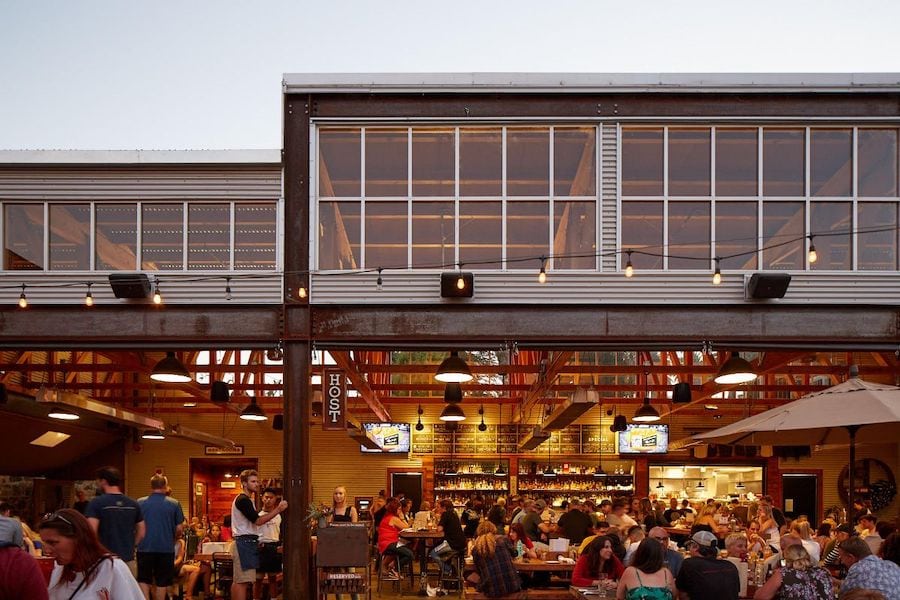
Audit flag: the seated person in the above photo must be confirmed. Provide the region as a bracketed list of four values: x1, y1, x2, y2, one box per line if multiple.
[467, 521, 522, 598]
[572, 535, 625, 586]
[174, 537, 201, 600]
[508, 523, 537, 559]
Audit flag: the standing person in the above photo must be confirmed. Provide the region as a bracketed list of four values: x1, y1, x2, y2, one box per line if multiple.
[39, 508, 143, 599]
[254, 488, 283, 600]
[752, 544, 832, 600]
[616, 538, 676, 600]
[136, 474, 185, 600]
[467, 521, 523, 598]
[0, 544, 49, 599]
[487, 497, 507, 530]
[230, 469, 288, 600]
[85, 466, 145, 575]
[329, 485, 358, 524]
[0, 503, 23, 549]
[558, 499, 594, 546]
[461, 495, 484, 538]
[675, 531, 739, 600]
[73, 489, 90, 515]
[429, 499, 467, 577]
[573, 535, 625, 586]
[608, 499, 639, 529]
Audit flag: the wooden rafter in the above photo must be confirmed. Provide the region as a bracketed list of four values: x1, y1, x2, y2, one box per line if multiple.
[328, 351, 390, 421]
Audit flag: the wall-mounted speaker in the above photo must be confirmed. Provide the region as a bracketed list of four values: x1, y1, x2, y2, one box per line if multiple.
[211, 381, 230, 403]
[272, 414, 284, 431]
[0, 383, 6, 405]
[672, 382, 692, 404]
[440, 272, 474, 298]
[108, 273, 151, 299]
[746, 273, 791, 299]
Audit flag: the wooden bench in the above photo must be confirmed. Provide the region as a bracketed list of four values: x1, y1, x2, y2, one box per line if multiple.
[465, 588, 571, 599]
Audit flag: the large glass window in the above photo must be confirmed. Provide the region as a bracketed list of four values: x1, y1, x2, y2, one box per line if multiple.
[668, 128, 711, 196]
[318, 201, 360, 270]
[459, 128, 502, 197]
[858, 202, 898, 270]
[667, 201, 710, 269]
[621, 201, 663, 269]
[459, 201, 502, 269]
[716, 128, 758, 196]
[715, 202, 758, 270]
[188, 203, 230, 270]
[4, 204, 43, 270]
[412, 201, 454, 268]
[810, 129, 852, 197]
[142, 204, 184, 270]
[622, 129, 663, 196]
[810, 202, 851, 270]
[49, 204, 90, 270]
[762, 201, 804, 269]
[365, 129, 408, 197]
[319, 128, 361, 197]
[364, 201, 407, 268]
[507, 128, 549, 196]
[412, 128, 454, 197]
[507, 200, 549, 267]
[234, 203, 277, 270]
[95, 204, 137, 270]
[553, 201, 595, 269]
[859, 129, 898, 197]
[763, 129, 805, 196]
[554, 127, 596, 197]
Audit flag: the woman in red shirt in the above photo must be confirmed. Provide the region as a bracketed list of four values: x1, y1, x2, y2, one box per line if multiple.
[572, 535, 625, 586]
[377, 499, 415, 574]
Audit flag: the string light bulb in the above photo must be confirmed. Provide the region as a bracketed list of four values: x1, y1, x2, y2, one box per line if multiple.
[298, 286, 308, 299]
[538, 256, 547, 284]
[456, 263, 466, 290]
[18, 284, 28, 309]
[808, 236, 818, 264]
[84, 283, 94, 307]
[712, 258, 722, 285]
[376, 267, 383, 291]
[624, 251, 634, 278]
[225, 277, 233, 301]
[152, 282, 162, 305]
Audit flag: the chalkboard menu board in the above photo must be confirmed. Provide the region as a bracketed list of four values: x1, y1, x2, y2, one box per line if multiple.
[412, 423, 618, 456]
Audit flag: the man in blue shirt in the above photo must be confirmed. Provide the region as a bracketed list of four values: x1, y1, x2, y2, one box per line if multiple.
[136, 474, 184, 600]
[839, 536, 900, 600]
[86, 466, 145, 575]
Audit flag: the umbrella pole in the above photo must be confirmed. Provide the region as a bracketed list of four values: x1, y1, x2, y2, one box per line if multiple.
[846, 425, 860, 520]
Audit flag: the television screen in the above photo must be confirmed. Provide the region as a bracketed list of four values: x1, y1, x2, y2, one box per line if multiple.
[360, 423, 411, 453]
[617, 424, 669, 454]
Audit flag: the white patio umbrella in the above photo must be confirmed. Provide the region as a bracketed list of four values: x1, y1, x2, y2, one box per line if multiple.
[694, 376, 900, 508]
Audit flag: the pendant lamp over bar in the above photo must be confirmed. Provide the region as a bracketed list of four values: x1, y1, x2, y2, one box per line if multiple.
[633, 371, 661, 422]
[239, 396, 267, 421]
[434, 351, 474, 383]
[439, 402, 466, 422]
[543, 439, 557, 477]
[150, 352, 192, 383]
[714, 352, 757, 384]
[141, 428, 166, 440]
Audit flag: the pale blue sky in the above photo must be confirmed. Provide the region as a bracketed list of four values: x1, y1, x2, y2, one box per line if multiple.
[1, 0, 899, 150]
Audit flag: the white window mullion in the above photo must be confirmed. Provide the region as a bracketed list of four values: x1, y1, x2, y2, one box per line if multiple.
[43, 203, 49, 271]
[229, 201, 236, 271]
[596, 124, 602, 272]
[0, 202, 4, 271]
[549, 126, 555, 270]
[616, 123, 622, 273]
[710, 127, 716, 265]
[408, 127, 413, 270]
[662, 127, 669, 270]
[360, 127, 367, 269]
[136, 201, 143, 270]
[182, 201, 189, 271]
[805, 127, 811, 270]
[757, 127, 764, 268]
[501, 126, 508, 270]
[852, 127, 859, 271]
[454, 127, 460, 268]
[89, 202, 96, 271]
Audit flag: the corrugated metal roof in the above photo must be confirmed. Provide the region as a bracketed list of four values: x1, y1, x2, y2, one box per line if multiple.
[283, 72, 900, 94]
[0, 149, 282, 166]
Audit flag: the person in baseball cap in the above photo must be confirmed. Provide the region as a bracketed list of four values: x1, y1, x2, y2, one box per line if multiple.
[676, 530, 740, 600]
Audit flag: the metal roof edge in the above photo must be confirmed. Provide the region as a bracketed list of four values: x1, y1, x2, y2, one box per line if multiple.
[282, 72, 900, 94]
[0, 149, 283, 166]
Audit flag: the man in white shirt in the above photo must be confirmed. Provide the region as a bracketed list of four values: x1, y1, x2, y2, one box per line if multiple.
[606, 499, 637, 529]
[231, 470, 287, 600]
[253, 488, 283, 600]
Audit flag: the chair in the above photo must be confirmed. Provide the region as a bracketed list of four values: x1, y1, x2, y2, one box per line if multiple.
[437, 551, 465, 598]
[212, 552, 233, 599]
[375, 549, 413, 594]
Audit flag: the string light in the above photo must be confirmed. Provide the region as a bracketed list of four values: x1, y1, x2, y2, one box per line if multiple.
[624, 250, 634, 278]
[298, 286, 308, 299]
[376, 267, 383, 291]
[18, 284, 27, 309]
[712, 258, 722, 286]
[456, 263, 466, 290]
[152, 281, 162, 305]
[538, 256, 547, 284]
[84, 283, 94, 307]
[225, 277, 233, 301]
[808, 235, 818, 264]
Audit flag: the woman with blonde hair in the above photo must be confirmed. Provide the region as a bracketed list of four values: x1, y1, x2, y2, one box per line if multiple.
[789, 520, 821, 563]
[468, 521, 522, 597]
[752, 544, 831, 600]
[757, 504, 780, 550]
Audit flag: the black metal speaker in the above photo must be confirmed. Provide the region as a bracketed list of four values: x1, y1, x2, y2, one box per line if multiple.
[0, 383, 6, 405]
[108, 273, 151, 299]
[672, 382, 692, 403]
[746, 273, 791, 299]
[211, 381, 230, 403]
[440, 272, 474, 298]
[272, 414, 284, 431]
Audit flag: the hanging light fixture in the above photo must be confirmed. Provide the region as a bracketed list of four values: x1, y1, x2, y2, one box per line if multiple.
[435, 351, 473, 383]
[150, 352, 192, 383]
[538, 256, 548, 284]
[808, 235, 818, 264]
[656, 480, 665, 490]
[735, 480, 746, 490]
[610, 413, 628, 433]
[712, 257, 722, 285]
[48, 408, 80, 420]
[494, 404, 507, 476]
[633, 371, 661, 422]
[415, 405, 424, 431]
[239, 396, 267, 421]
[84, 283, 94, 307]
[477, 405, 487, 431]
[543, 439, 557, 477]
[696, 479, 706, 490]
[18, 284, 28, 309]
[439, 382, 466, 421]
[624, 250, 634, 278]
[141, 428, 166, 440]
[714, 352, 757, 384]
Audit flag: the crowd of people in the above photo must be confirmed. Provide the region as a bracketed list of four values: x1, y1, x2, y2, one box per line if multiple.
[0, 465, 287, 600]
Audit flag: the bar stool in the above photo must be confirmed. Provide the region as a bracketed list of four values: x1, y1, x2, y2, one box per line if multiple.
[437, 551, 465, 598]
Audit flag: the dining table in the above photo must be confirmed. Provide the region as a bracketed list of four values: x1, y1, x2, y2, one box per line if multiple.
[569, 583, 616, 599]
[398, 528, 445, 596]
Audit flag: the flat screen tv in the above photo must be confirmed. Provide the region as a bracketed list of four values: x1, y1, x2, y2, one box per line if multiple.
[360, 422, 411, 453]
[617, 424, 669, 454]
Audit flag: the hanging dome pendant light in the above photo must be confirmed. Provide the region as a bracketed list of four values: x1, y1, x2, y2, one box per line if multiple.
[714, 352, 757, 385]
[633, 370, 661, 422]
[240, 396, 267, 421]
[150, 352, 192, 383]
[435, 351, 474, 383]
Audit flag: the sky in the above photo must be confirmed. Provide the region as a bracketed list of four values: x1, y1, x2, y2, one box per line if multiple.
[1, 0, 899, 150]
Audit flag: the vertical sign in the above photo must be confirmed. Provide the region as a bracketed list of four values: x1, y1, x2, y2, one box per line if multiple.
[323, 368, 346, 430]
